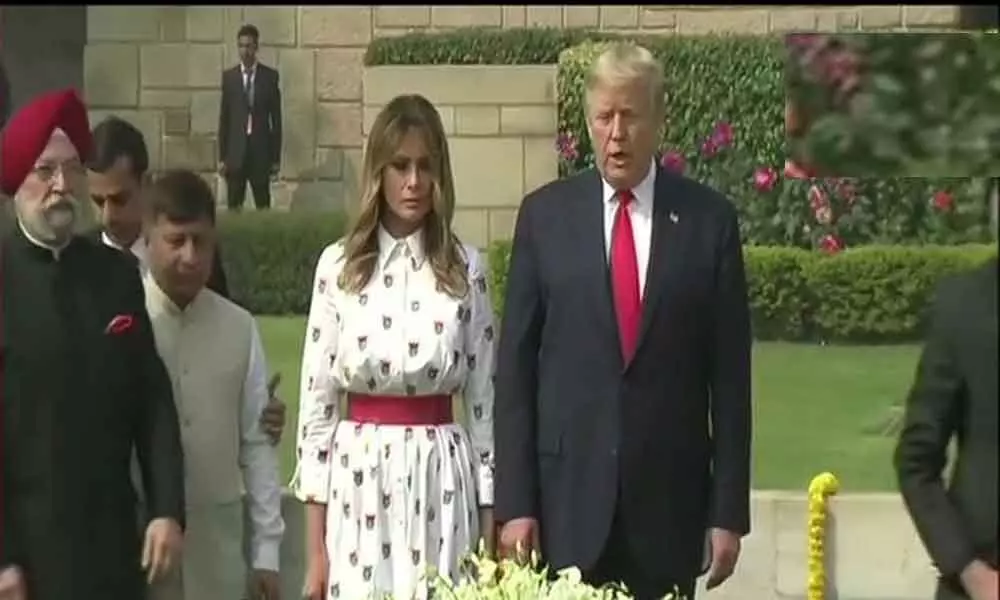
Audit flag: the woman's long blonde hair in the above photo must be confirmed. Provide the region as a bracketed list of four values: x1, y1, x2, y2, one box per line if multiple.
[337, 94, 468, 298]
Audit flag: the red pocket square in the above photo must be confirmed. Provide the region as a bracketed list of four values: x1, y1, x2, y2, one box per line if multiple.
[105, 314, 135, 335]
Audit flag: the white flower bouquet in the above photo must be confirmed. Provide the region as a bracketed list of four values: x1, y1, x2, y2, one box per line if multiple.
[421, 545, 682, 600]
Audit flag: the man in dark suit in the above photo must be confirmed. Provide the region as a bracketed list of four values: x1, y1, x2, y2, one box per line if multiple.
[494, 43, 752, 600]
[217, 24, 282, 212]
[86, 115, 230, 298]
[1, 58, 10, 130]
[894, 257, 998, 600]
[0, 89, 185, 600]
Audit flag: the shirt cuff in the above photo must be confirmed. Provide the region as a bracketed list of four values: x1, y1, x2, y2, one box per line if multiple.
[251, 539, 281, 572]
[292, 462, 330, 505]
[474, 455, 495, 507]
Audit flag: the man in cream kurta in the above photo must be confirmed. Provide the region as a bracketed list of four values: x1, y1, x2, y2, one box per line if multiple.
[139, 168, 284, 600]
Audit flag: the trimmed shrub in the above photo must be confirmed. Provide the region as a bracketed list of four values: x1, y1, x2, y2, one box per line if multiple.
[217, 211, 347, 315]
[363, 27, 618, 66]
[486, 239, 995, 343]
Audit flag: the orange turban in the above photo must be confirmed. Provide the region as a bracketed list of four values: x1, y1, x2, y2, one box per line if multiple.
[0, 88, 93, 196]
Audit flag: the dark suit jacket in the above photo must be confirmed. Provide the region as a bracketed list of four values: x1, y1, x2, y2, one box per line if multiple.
[494, 167, 753, 586]
[0, 58, 10, 130]
[894, 258, 998, 600]
[217, 63, 282, 172]
[1, 227, 185, 599]
[85, 227, 230, 299]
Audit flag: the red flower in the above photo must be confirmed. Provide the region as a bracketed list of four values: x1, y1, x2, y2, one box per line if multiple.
[752, 167, 778, 192]
[660, 150, 686, 173]
[932, 190, 954, 212]
[555, 132, 579, 162]
[819, 234, 843, 254]
[710, 121, 734, 148]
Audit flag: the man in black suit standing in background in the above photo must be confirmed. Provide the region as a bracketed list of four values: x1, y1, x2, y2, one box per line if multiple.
[894, 256, 998, 598]
[217, 24, 282, 211]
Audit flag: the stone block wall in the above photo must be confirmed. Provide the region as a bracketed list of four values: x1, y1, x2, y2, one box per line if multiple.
[364, 65, 557, 247]
[82, 6, 961, 218]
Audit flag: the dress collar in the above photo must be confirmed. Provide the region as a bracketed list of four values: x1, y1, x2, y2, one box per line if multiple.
[377, 224, 426, 270]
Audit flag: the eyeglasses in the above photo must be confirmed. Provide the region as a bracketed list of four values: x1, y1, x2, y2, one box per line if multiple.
[31, 161, 86, 185]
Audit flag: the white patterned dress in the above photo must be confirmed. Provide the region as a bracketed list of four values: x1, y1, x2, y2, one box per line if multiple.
[292, 226, 496, 600]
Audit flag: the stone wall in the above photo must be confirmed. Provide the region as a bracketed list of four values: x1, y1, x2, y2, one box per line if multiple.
[265, 490, 937, 600]
[364, 65, 557, 247]
[82, 5, 961, 215]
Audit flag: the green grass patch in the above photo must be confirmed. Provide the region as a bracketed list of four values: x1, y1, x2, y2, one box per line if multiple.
[258, 317, 920, 492]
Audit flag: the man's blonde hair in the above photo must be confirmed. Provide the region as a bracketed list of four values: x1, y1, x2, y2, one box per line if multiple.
[585, 43, 666, 117]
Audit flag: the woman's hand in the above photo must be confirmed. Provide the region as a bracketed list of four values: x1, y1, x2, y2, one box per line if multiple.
[478, 506, 496, 557]
[302, 550, 328, 600]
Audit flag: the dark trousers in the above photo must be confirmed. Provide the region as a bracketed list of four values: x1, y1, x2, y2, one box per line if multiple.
[226, 141, 271, 211]
[584, 508, 697, 600]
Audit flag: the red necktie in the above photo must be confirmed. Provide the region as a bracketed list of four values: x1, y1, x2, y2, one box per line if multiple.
[610, 189, 642, 363]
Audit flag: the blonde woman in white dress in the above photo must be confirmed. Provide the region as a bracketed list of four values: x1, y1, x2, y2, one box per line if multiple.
[293, 93, 497, 600]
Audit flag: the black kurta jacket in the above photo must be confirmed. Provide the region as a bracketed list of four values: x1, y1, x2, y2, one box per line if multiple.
[83, 227, 231, 300]
[1, 223, 186, 600]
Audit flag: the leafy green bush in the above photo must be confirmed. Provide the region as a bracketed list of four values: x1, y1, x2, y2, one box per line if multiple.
[487, 239, 995, 343]
[217, 211, 346, 315]
[363, 27, 618, 66]
[785, 32, 1000, 178]
[557, 39, 995, 249]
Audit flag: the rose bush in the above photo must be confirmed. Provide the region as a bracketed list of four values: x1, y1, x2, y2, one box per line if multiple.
[558, 39, 996, 250]
[785, 32, 1000, 178]
[557, 119, 994, 251]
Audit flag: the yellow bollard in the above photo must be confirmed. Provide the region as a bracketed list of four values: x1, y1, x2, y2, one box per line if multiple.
[806, 472, 840, 600]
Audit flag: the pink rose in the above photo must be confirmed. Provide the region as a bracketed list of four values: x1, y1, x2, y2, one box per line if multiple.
[752, 167, 778, 193]
[819, 234, 843, 255]
[556, 132, 579, 162]
[932, 190, 954, 212]
[660, 150, 686, 174]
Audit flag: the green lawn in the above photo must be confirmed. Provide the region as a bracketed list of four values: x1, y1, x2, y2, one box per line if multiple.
[258, 316, 922, 492]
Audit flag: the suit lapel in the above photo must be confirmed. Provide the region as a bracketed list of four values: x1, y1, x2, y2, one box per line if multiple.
[634, 168, 685, 358]
[575, 170, 619, 346]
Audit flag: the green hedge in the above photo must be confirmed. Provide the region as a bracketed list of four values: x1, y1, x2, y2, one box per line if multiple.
[217, 211, 347, 315]
[364, 27, 618, 66]
[487, 240, 996, 343]
[219, 214, 992, 342]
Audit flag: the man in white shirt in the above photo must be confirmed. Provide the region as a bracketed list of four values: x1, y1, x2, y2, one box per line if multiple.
[140, 168, 284, 600]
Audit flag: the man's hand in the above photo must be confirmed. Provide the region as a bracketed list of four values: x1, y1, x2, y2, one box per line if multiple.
[270, 164, 280, 181]
[704, 527, 741, 590]
[499, 517, 540, 564]
[248, 568, 282, 600]
[141, 517, 183, 584]
[217, 161, 228, 176]
[260, 373, 286, 445]
[961, 560, 999, 600]
[0, 565, 26, 600]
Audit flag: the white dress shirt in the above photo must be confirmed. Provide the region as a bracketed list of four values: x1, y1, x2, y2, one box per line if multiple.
[601, 160, 657, 297]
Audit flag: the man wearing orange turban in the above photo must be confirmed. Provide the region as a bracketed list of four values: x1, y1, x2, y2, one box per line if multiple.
[0, 89, 186, 600]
